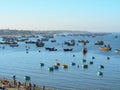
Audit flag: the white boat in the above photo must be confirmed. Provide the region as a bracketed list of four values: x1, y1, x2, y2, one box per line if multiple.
[115, 49, 120, 53]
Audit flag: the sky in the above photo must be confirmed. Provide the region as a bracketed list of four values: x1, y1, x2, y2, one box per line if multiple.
[0, 0, 120, 32]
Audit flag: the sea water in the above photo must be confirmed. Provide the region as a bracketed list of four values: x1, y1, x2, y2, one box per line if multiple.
[0, 33, 120, 90]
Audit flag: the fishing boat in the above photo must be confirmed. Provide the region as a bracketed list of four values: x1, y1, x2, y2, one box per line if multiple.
[63, 48, 73, 51]
[64, 40, 75, 46]
[25, 41, 36, 44]
[94, 40, 104, 45]
[45, 47, 57, 51]
[50, 39, 56, 42]
[78, 40, 89, 43]
[62, 64, 68, 69]
[115, 49, 120, 53]
[41, 37, 49, 41]
[9, 44, 19, 47]
[36, 42, 44, 47]
[114, 36, 118, 38]
[99, 47, 111, 50]
[99, 44, 111, 51]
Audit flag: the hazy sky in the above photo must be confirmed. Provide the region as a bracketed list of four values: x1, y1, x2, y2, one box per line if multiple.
[0, 0, 120, 32]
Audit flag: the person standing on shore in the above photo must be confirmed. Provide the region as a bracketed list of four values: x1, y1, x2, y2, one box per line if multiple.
[13, 75, 17, 87]
[32, 84, 36, 90]
[43, 86, 45, 90]
[13, 75, 16, 80]
[18, 81, 21, 89]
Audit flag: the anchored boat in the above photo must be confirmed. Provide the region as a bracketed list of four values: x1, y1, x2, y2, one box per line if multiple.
[99, 44, 111, 51]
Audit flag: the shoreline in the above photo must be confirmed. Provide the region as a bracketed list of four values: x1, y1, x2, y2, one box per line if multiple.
[0, 77, 54, 90]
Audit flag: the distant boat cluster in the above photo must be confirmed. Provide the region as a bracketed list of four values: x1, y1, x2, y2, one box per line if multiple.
[0, 31, 117, 52]
[0, 31, 119, 54]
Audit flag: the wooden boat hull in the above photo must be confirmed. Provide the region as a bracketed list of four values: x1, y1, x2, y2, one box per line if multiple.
[99, 47, 111, 51]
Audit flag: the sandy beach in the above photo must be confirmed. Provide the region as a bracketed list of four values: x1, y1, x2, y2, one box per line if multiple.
[0, 78, 53, 90]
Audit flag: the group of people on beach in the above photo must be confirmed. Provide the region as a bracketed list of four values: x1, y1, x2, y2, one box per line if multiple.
[25, 82, 36, 90]
[13, 75, 37, 90]
[0, 75, 37, 90]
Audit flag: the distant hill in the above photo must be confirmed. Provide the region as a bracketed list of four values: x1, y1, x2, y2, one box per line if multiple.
[0, 29, 88, 36]
[0, 29, 39, 36]
[0, 29, 108, 36]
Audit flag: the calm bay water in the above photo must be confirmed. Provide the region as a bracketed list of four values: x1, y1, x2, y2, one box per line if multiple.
[0, 33, 120, 90]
